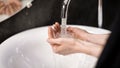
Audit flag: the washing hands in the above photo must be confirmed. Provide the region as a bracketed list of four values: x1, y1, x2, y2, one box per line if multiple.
[47, 22, 110, 57]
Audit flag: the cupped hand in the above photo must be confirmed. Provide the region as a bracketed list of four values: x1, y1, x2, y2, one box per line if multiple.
[48, 22, 109, 45]
[67, 26, 89, 41]
[47, 38, 81, 55]
[47, 22, 104, 57]
[47, 22, 79, 55]
[48, 22, 89, 40]
[47, 22, 88, 55]
[47, 37, 103, 57]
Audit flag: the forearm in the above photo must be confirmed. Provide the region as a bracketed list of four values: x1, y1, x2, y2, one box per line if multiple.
[75, 40, 104, 57]
[86, 42, 104, 57]
[86, 33, 110, 45]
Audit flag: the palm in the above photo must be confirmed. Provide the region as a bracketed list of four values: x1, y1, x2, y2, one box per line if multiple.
[67, 27, 88, 40]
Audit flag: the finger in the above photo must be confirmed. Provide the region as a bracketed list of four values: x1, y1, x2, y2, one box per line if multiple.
[4, 5, 10, 15]
[8, 4, 14, 15]
[10, 3, 17, 12]
[5, 4, 14, 15]
[48, 26, 54, 38]
[13, 0, 22, 6]
[55, 22, 61, 31]
[16, 4, 21, 10]
[53, 24, 58, 33]
[3, 5, 8, 15]
[0, 6, 5, 14]
[53, 23, 61, 38]
[13, 2, 21, 12]
[6, 4, 14, 14]
[55, 22, 61, 34]
[0, 1, 5, 14]
[7, 0, 21, 13]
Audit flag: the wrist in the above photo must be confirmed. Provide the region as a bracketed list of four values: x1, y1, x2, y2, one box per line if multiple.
[74, 40, 103, 57]
[83, 32, 91, 41]
[89, 44, 103, 57]
[84, 42, 103, 57]
[74, 40, 90, 54]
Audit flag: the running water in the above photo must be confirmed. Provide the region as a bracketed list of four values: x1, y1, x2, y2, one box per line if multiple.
[60, 0, 71, 37]
[98, 0, 103, 28]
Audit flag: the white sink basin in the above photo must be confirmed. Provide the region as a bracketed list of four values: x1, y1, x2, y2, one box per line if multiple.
[0, 25, 110, 68]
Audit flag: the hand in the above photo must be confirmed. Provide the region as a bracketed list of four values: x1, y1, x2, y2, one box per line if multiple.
[67, 26, 89, 41]
[47, 22, 105, 57]
[48, 22, 110, 45]
[47, 38, 81, 55]
[48, 22, 88, 39]
[47, 34, 103, 57]
[0, 0, 22, 15]
[67, 26, 110, 45]
[48, 22, 82, 55]
[49, 22, 89, 40]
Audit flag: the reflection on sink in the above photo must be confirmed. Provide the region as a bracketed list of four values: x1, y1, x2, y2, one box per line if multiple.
[0, 25, 110, 68]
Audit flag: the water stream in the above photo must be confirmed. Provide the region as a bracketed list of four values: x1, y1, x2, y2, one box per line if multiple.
[60, 0, 71, 37]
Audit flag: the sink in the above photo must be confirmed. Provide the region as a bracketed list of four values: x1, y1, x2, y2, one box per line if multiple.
[0, 25, 110, 68]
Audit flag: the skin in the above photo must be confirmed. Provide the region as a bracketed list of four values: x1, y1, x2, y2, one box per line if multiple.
[47, 22, 110, 57]
[0, 0, 21, 15]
